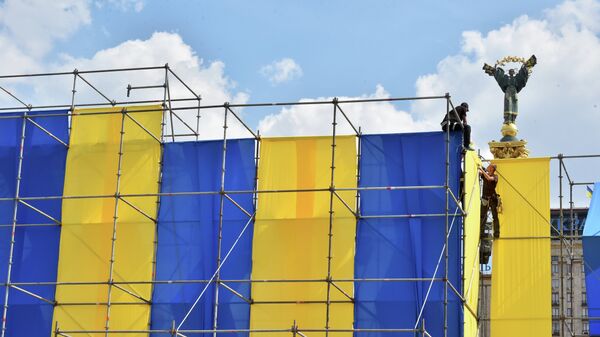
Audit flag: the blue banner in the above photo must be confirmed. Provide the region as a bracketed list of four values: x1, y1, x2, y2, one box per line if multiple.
[0, 110, 68, 337]
[583, 182, 600, 335]
[355, 132, 463, 337]
[151, 139, 256, 336]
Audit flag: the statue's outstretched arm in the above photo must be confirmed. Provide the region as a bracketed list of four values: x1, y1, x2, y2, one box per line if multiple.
[515, 55, 536, 92]
[483, 63, 495, 76]
[493, 67, 508, 91]
[525, 54, 537, 69]
[515, 65, 529, 92]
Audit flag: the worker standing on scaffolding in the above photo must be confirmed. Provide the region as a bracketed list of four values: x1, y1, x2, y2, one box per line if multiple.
[441, 102, 473, 151]
[480, 164, 500, 238]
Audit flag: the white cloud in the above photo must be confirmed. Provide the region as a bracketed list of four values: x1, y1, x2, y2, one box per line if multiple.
[0, 0, 247, 140]
[30, 32, 250, 140]
[412, 0, 600, 155]
[0, 34, 40, 76]
[0, 0, 91, 58]
[0, 0, 92, 107]
[256, 0, 599, 153]
[411, 0, 600, 206]
[258, 84, 434, 136]
[260, 58, 303, 84]
[254, 0, 600, 205]
[545, 0, 600, 33]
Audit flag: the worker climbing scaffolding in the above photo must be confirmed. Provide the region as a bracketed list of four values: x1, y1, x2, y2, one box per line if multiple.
[478, 163, 499, 265]
[480, 164, 500, 238]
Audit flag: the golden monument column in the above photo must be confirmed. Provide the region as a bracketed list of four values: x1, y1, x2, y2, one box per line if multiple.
[483, 55, 537, 159]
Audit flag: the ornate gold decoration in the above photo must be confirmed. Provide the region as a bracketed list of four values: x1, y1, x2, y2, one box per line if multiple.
[488, 139, 530, 159]
[495, 56, 534, 75]
[501, 123, 518, 138]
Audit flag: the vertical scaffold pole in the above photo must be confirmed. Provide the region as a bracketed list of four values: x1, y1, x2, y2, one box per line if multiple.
[355, 126, 362, 220]
[164, 64, 175, 142]
[558, 155, 565, 337]
[569, 180, 575, 332]
[149, 105, 167, 331]
[444, 93, 451, 337]
[1, 109, 29, 337]
[212, 104, 229, 337]
[324, 98, 338, 337]
[196, 95, 201, 141]
[69, 70, 78, 135]
[253, 130, 261, 213]
[104, 108, 127, 337]
[558, 156, 563, 335]
[161, 66, 169, 143]
[461, 135, 467, 322]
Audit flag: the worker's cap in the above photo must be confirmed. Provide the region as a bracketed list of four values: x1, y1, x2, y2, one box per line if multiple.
[460, 102, 469, 111]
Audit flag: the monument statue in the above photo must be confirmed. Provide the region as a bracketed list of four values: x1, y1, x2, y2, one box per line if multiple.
[483, 55, 537, 159]
[483, 55, 537, 124]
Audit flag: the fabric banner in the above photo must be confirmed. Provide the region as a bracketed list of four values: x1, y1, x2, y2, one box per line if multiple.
[491, 158, 551, 337]
[52, 106, 162, 336]
[250, 136, 357, 337]
[0, 110, 68, 336]
[151, 139, 256, 336]
[463, 151, 481, 337]
[354, 131, 463, 337]
[583, 182, 600, 335]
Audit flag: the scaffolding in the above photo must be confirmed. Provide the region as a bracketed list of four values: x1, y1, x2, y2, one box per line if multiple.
[0, 64, 596, 337]
[554, 154, 600, 337]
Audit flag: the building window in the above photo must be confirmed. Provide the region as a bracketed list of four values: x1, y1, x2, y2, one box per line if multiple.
[583, 291, 587, 305]
[553, 321, 560, 335]
[552, 292, 559, 305]
[583, 307, 588, 318]
[582, 262, 587, 274]
[552, 263, 559, 274]
[552, 307, 560, 318]
[567, 307, 572, 317]
[583, 321, 590, 334]
[552, 255, 559, 262]
[552, 279, 559, 289]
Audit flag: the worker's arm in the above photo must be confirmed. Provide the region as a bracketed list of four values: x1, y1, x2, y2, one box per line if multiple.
[479, 168, 497, 182]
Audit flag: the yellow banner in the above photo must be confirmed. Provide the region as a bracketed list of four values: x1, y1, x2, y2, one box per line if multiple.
[463, 151, 481, 337]
[52, 106, 162, 336]
[250, 136, 357, 337]
[491, 157, 551, 337]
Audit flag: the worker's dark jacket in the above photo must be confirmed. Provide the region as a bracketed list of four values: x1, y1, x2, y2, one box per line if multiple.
[482, 175, 498, 199]
[440, 105, 467, 126]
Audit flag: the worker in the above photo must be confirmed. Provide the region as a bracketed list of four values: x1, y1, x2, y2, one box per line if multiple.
[480, 164, 500, 238]
[441, 102, 473, 150]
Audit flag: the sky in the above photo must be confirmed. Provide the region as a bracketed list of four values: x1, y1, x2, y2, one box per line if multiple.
[0, 0, 599, 206]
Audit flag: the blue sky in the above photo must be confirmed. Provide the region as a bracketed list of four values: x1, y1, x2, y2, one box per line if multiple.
[60, 0, 563, 104]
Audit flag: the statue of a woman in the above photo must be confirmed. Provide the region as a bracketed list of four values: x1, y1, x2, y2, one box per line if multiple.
[483, 55, 536, 124]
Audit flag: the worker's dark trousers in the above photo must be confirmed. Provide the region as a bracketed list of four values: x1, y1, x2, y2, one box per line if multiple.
[480, 196, 500, 238]
[442, 123, 471, 148]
